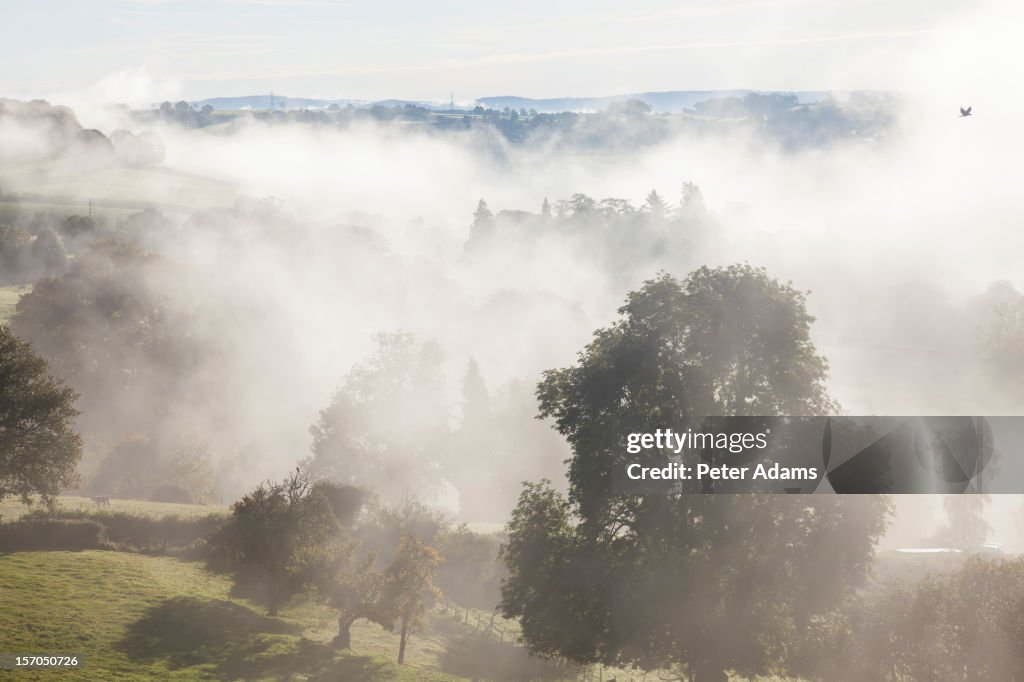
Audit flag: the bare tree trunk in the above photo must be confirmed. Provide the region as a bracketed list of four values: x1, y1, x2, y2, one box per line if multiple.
[334, 615, 353, 649]
[397, 615, 410, 664]
[267, 571, 283, 616]
[692, 664, 727, 682]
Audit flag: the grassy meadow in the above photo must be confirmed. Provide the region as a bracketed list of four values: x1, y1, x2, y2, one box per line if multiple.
[0, 497, 596, 682]
[0, 550, 465, 681]
[0, 495, 227, 522]
[0, 284, 29, 326]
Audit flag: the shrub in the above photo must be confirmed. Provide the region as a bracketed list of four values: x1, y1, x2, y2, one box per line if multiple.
[0, 518, 106, 550]
[150, 483, 194, 504]
[19, 510, 225, 551]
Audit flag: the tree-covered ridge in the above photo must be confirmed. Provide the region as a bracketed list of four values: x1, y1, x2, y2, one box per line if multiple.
[138, 91, 896, 152]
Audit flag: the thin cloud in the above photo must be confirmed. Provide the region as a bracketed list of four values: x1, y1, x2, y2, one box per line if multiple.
[166, 27, 933, 83]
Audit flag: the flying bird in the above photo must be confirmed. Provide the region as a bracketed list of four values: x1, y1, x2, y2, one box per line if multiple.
[960, 106, 972, 117]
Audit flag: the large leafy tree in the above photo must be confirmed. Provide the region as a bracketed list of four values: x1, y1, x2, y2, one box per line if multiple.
[501, 267, 890, 682]
[212, 469, 338, 616]
[10, 241, 200, 440]
[0, 326, 82, 505]
[306, 333, 449, 502]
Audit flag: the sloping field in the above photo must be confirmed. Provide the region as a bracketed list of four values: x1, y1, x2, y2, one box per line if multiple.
[0, 550, 467, 681]
[0, 284, 29, 326]
[1, 163, 238, 215]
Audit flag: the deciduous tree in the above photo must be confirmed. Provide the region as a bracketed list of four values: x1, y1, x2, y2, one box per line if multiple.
[501, 267, 889, 682]
[0, 326, 82, 506]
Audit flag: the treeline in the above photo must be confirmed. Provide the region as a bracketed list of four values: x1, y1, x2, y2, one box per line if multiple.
[0, 223, 66, 284]
[4, 210, 1024, 679]
[0, 211, 148, 286]
[464, 183, 714, 289]
[797, 557, 1024, 681]
[0, 98, 163, 167]
[6, 192, 1024, 512]
[130, 92, 895, 152]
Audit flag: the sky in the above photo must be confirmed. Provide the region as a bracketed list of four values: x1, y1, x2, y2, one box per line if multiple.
[0, 0, 984, 104]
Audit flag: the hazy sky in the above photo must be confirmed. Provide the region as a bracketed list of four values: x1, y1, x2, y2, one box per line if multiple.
[0, 0, 988, 103]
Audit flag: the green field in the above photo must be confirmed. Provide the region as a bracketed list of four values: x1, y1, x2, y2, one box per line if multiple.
[1, 163, 238, 215]
[0, 495, 227, 522]
[0, 498, 593, 681]
[0, 284, 30, 326]
[0, 551, 473, 681]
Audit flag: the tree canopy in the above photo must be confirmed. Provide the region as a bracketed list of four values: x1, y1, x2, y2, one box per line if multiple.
[211, 469, 339, 616]
[501, 266, 889, 682]
[306, 333, 449, 502]
[0, 325, 82, 506]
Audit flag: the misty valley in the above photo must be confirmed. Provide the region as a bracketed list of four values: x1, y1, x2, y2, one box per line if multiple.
[2, 20, 1024, 679]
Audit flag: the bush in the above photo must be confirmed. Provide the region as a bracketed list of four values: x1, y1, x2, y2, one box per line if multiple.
[20, 510, 225, 551]
[0, 518, 106, 550]
[150, 483, 193, 504]
[101, 512, 224, 549]
[800, 556, 1024, 681]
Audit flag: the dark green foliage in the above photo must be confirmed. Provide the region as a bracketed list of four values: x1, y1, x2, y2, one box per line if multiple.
[19, 509, 224, 551]
[0, 517, 106, 550]
[298, 536, 387, 649]
[0, 224, 65, 283]
[312, 481, 368, 527]
[501, 267, 889, 682]
[60, 215, 98, 248]
[0, 325, 82, 505]
[0, 224, 32, 283]
[99, 512, 223, 550]
[10, 241, 202, 441]
[539, 266, 835, 514]
[210, 469, 339, 616]
[29, 227, 67, 277]
[351, 498, 505, 627]
[801, 557, 1024, 681]
[90, 434, 215, 503]
[149, 484, 194, 505]
[434, 526, 504, 612]
[357, 497, 450, 562]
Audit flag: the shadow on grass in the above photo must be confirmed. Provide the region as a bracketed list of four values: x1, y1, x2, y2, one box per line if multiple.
[439, 630, 570, 682]
[117, 596, 395, 681]
[201, 556, 296, 617]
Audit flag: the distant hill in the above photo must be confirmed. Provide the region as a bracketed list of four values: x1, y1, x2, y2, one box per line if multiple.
[189, 95, 365, 111]
[190, 95, 444, 111]
[191, 90, 835, 114]
[475, 90, 832, 113]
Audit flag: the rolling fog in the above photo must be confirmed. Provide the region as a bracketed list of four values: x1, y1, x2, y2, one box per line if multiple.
[2, 0, 1023, 545]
